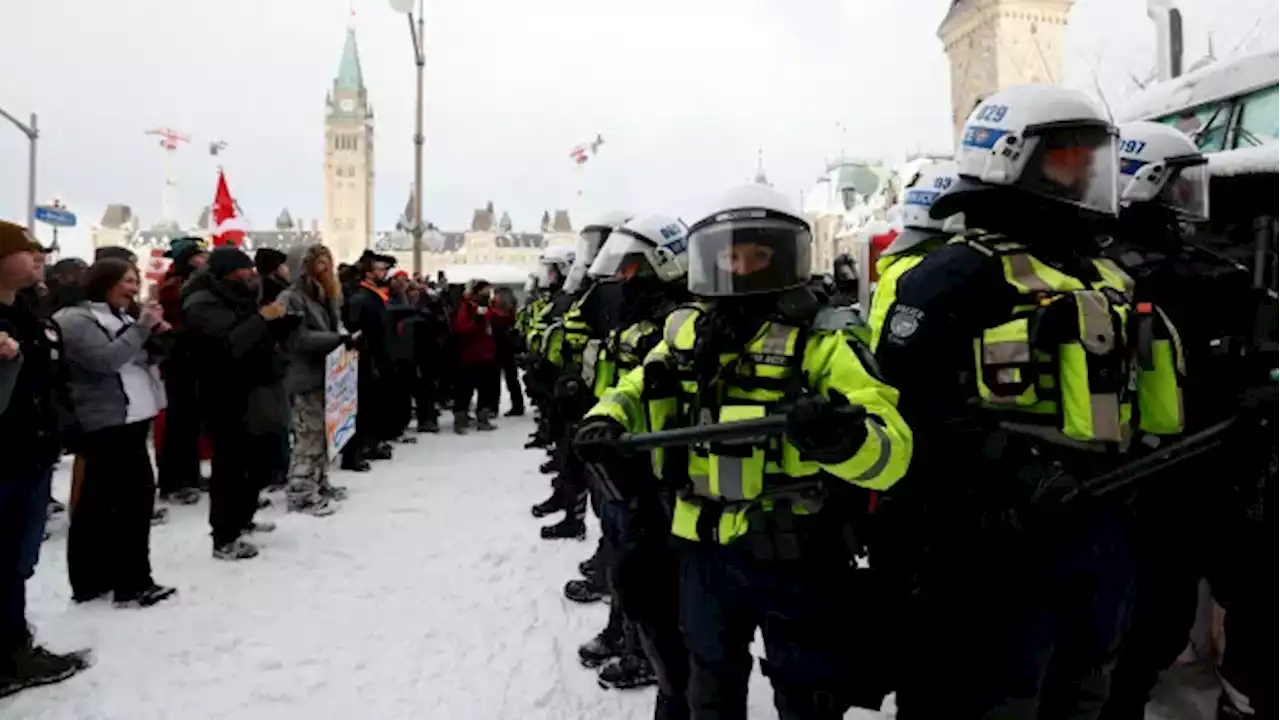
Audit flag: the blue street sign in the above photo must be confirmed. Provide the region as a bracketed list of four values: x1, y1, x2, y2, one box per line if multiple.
[35, 205, 77, 228]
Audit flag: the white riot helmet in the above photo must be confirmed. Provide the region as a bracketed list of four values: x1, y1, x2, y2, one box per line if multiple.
[1116, 121, 1209, 221]
[537, 245, 576, 289]
[686, 184, 812, 297]
[932, 84, 1120, 220]
[885, 159, 966, 256]
[588, 215, 690, 284]
[565, 210, 633, 293]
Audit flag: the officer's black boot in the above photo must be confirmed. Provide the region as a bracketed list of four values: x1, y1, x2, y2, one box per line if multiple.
[597, 652, 658, 690]
[563, 576, 607, 604]
[539, 458, 558, 475]
[540, 515, 586, 540]
[578, 627, 625, 669]
[530, 491, 563, 518]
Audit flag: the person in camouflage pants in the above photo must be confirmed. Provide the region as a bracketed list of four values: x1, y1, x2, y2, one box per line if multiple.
[278, 245, 352, 517]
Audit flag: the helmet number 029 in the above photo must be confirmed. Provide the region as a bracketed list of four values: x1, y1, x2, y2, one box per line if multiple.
[975, 104, 1009, 123]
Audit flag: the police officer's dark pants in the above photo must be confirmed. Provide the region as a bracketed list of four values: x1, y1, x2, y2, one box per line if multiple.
[899, 516, 1134, 720]
[678, 538, 851, 720]
[612, 495, 689, 720]
[1099, 507, 1203, 719]
[0, 464, 53, 654]
[414, 358, 438, 424]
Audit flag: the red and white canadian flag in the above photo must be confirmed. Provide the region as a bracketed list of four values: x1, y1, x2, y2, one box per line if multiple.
[211, 168, 248, 247]
[145, 247, 171, 282]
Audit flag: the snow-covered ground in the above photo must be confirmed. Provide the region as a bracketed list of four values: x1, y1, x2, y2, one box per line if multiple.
[6, 407, 1220, 719]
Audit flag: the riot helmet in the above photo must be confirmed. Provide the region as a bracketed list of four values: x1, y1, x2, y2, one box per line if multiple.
[687, 184, 812, 297]
[1115, 121, 1209, 221]
[932, 84, 1120, 221]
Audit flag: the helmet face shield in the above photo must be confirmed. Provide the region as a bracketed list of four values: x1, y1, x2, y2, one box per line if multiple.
[1158, 161, 1209, 221]
[1019, 125, 1119, 216]
[589, 232, 656, 282]
[687, 217, 811, 297]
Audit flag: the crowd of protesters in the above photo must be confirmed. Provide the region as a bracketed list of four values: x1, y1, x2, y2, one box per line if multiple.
[0, 219, 525, 697]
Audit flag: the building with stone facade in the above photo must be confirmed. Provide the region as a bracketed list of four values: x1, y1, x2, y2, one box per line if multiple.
[938, 0, 1075, 138]
[323, 27, 375, 264]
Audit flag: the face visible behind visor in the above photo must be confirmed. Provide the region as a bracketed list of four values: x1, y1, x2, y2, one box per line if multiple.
[936, 84, 1120, 220]
[687, 185, 813, 298]
[1116, 120, 1210, 222]
[565, 210, 633, 293]
[588, 215, 690, 284]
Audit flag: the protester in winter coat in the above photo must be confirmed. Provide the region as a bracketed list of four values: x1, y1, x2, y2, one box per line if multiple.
[54, 259, 176, 608]
[155, 237, 207, 505]
[411, 285, 449, 433]
[253, 246, 293, 491]
[385, 270, 418, 442]
[342, 250, 397, 469]
[490, 287, 524, 417]
[0, 221, 89, 696]
[41, 259, 87, 318]
[255, 248, 289, 305]
[451, 280, 499, 433]
[182, 246, 297, 561]
[279, 244, 354, 514]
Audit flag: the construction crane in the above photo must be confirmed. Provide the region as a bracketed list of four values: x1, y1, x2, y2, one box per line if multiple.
[144, 127, 191, 227]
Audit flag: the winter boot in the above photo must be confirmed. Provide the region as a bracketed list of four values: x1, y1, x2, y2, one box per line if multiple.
[505, 407, 525, 417]
[159, 488, 201, 506]
[365, 443, 393, 461]
[418, 418, 440, 433]
[578, 554, 598, 579]
[340, 457, 371, 472]
[244, 520, 277, 534]
[530, 492, 563, 518]
[320, 484, 349, 501]
[578, 629, 625, 669]
[453, 411, 470, 435]
[563, 578, 607, 604]
[396, 434, 419, 444]
[476, 409, 497, 431]
[113, 584, 178, 608]
[539, 458, 558, 475]
[540, 516, 586, 541]
[0, 641, 91, 699]
[597, 653, 657, 690]
[213, 539, 260, 561]
[150, 507, 170, 525]
[47, 498, 66, 515]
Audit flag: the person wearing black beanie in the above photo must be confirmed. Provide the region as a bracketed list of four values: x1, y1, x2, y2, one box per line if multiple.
[254, 248, 290, 306]
[181, 243, 295, 560]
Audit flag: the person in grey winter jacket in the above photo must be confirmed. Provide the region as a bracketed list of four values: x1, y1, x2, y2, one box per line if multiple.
[53, 258, 176, 608]
[279, 244, 355, 515]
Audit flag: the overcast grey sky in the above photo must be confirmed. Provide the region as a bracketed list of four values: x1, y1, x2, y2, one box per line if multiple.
[2, 0, 1275, 259]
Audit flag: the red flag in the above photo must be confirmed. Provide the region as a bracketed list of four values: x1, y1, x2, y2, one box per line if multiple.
[211, 168, 247, 247]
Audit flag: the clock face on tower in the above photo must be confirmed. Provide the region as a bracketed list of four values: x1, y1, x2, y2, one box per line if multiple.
[340, 98, 355, 112]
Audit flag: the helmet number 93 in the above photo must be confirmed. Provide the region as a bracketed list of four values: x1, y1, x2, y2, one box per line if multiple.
[975, 104, 1009, 123]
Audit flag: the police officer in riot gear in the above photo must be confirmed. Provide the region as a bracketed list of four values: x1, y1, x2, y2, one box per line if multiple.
[1098, 121, 1276, 720]
[874, 84, 1184, 719]
[538, 212, 634, 539]
[866, 159, 964, 350]
[576, 184, 912, 720]
[571, 214, 693, 696]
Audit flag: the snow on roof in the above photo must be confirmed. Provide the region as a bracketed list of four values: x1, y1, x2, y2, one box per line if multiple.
[1118, 48, 1279, 122]
[1208, 145, 1279, 177]
[439, 263, 531, 286]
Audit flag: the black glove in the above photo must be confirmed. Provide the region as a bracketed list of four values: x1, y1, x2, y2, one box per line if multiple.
[340, 332, 361, 350]
[554, 375, 584, 401]
[574, 416, 626, 464]
[786, 393, 867, 465]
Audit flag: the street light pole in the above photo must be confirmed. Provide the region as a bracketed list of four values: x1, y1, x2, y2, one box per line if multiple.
[0, 107, 39, 233]
[412, 0, 425, 278]
[393, 0, 427, 277]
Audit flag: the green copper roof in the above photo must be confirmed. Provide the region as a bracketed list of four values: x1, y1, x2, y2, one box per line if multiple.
[336, 28, 364, 92]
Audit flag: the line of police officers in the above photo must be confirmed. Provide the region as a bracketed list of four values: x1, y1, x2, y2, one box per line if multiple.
[514, 83, 1275, 720]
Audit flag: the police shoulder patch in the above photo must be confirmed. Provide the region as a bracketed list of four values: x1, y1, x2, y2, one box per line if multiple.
[887, 305, 924, 340]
